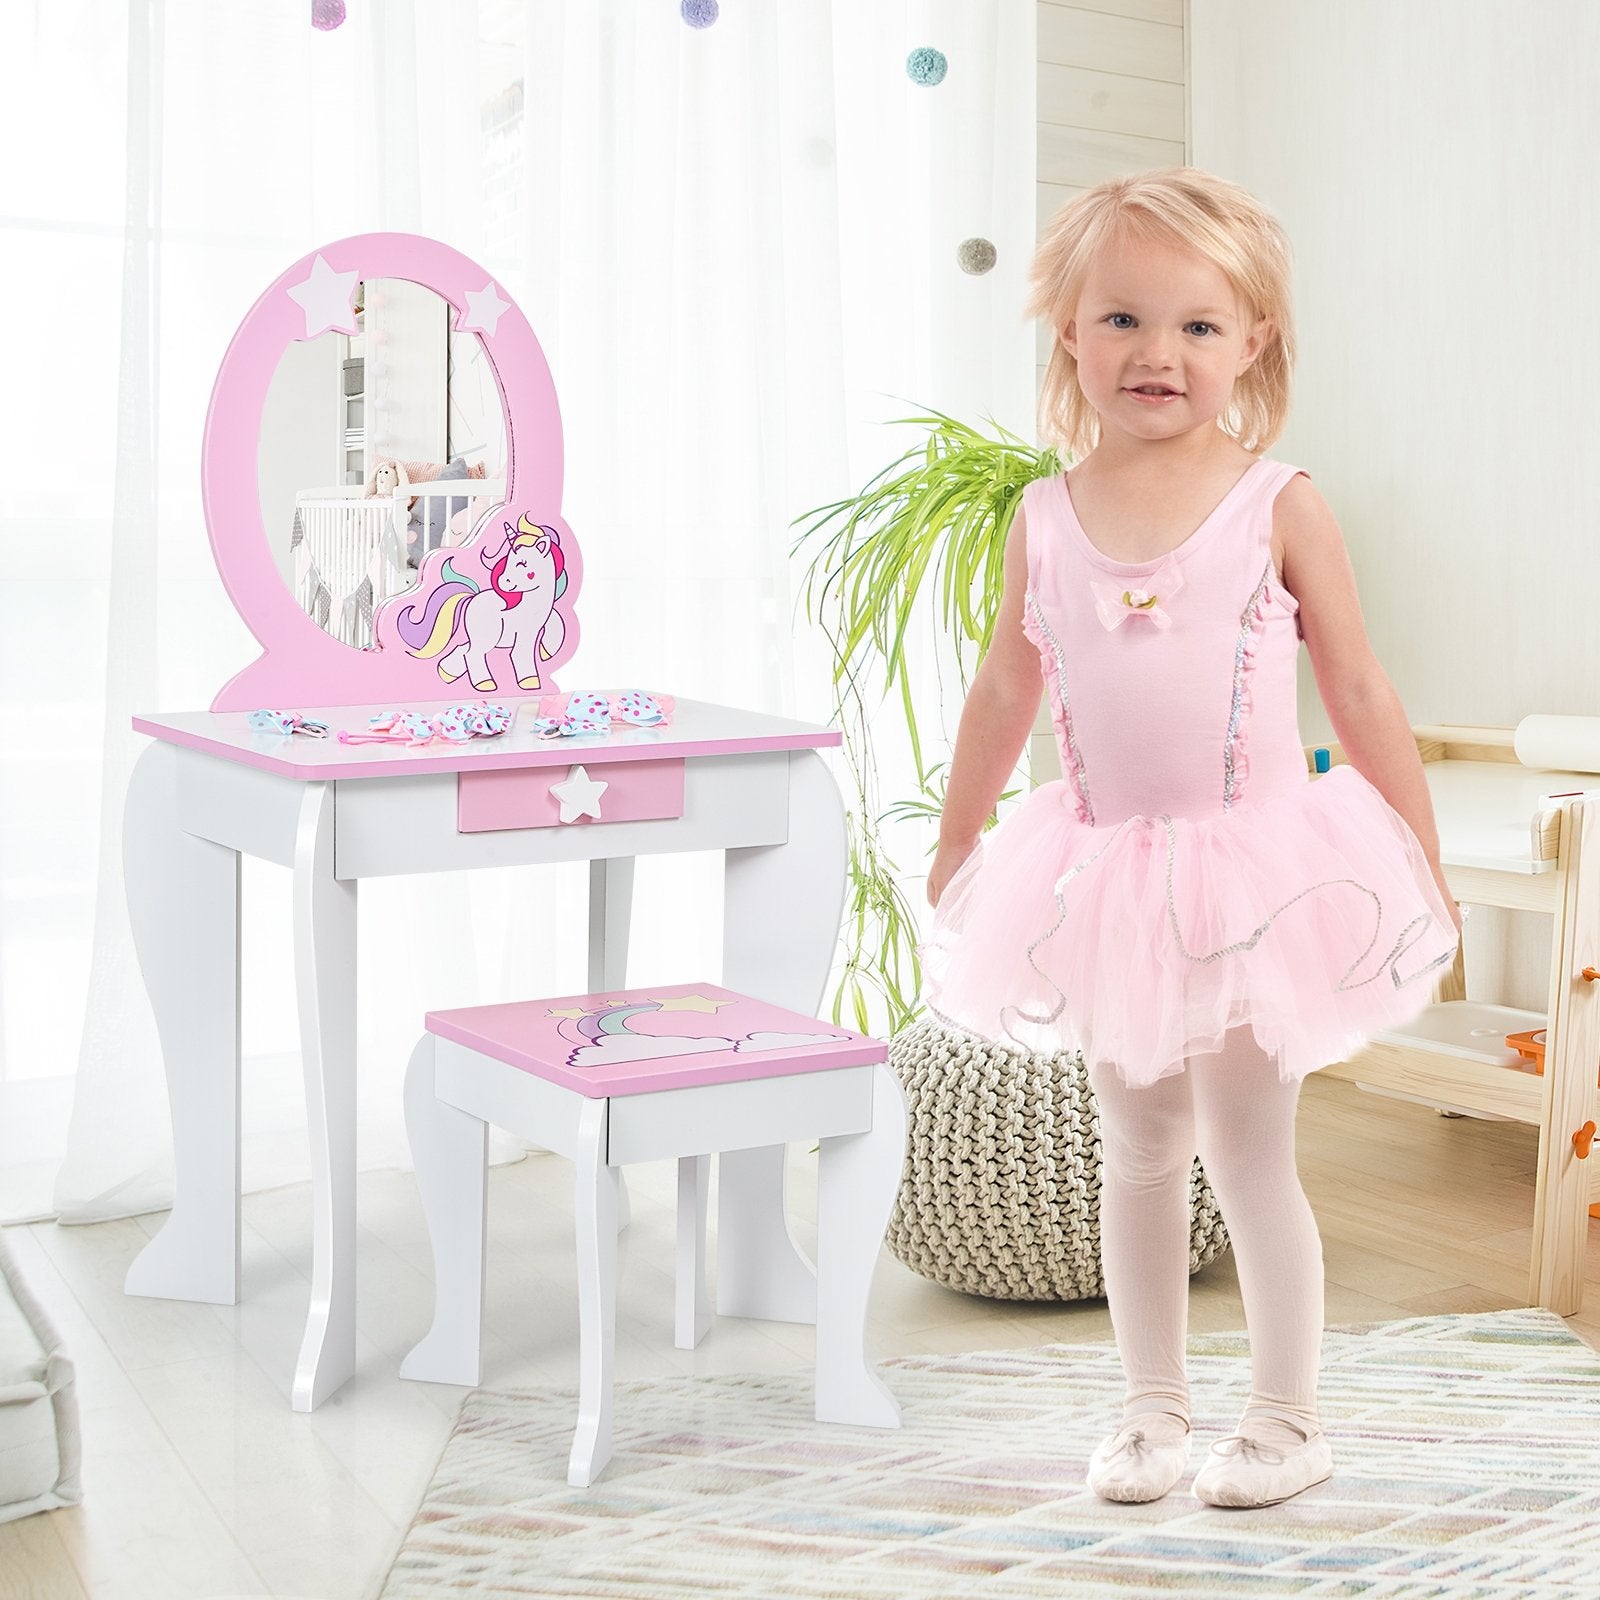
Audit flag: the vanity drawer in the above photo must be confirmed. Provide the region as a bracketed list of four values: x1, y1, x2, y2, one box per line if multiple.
[458, 758, 685, 832]
[333, 750, 792, 878]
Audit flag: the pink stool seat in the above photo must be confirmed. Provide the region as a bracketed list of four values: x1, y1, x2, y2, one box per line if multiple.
[425, 981, 885, 1097]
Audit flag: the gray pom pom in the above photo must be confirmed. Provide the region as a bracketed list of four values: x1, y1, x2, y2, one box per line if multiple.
[957, 237, 997, 275]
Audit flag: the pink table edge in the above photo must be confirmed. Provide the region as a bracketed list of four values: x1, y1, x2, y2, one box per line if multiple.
[130, 710, 841, 780]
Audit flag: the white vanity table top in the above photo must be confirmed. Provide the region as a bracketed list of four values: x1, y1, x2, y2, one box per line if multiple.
[132, 696, 840, 780]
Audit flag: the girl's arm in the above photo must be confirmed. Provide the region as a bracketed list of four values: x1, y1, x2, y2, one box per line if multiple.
[1276, 476, 1462, 933]
[928, 504, 1045, 906]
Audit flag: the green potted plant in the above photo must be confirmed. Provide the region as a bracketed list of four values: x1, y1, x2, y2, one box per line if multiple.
[792, 406, 1061, 1032]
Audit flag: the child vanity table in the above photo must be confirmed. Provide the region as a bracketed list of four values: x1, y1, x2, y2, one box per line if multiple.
[122, 234, 849, 1410]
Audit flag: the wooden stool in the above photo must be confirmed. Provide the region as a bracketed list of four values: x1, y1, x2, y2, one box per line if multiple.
[400, 982, 908, 1486]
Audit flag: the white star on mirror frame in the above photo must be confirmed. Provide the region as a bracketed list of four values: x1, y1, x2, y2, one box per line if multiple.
[286, 254, 360, 339]
[550, 764, 608, 823]
[459, 281, 511, 338]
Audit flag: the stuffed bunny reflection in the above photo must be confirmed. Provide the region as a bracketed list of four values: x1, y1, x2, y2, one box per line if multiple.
[365, 458, 411, 500]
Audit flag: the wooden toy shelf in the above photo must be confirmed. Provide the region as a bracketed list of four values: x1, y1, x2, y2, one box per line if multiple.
[1310, 724, 1600, 1316]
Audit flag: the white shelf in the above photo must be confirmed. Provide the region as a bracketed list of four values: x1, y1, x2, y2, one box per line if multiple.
[1372, 999, 1546, 1069]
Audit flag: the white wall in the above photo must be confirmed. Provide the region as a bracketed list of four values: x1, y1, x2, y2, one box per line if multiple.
[1192, 1, 1600, 1010]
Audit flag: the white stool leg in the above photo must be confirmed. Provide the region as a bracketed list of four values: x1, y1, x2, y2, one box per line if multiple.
[675, 1154, 712, 1349]
[570, 1097, 621, 1487]
[400, 1037, 489, 1387]
[717, 1147, 816, 1323]
[814, 1063, 907, 1428]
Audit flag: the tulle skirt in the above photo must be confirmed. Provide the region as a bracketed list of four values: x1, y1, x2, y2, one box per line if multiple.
[919, 765, 1461, 1087]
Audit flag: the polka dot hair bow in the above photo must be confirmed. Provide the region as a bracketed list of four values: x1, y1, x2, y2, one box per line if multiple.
[1090, 558, 1186, 632]
[337, 702, 514, 747]
[531, 690, 672, 739]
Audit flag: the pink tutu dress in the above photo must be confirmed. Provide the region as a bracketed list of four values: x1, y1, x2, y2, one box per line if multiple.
[920, 457, 1460, 1087]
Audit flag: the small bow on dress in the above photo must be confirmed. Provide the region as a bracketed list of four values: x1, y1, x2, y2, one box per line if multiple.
[1091, 557, 1185, 631]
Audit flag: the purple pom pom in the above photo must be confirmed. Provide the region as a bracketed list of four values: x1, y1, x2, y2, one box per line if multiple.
[681, 0, 719, 27]
[312, 0, 346, 30]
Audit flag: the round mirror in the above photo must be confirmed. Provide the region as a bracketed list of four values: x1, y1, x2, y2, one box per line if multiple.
[257, 278, 509, 650]
[201, 233, 581, 712]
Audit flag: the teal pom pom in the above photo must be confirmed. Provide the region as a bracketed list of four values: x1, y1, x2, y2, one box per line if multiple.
[906, 46, 948, 86]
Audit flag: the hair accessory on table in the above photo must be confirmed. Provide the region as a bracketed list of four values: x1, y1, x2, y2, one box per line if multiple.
[531, 689, 671, 739]
[336, 702, 514, 748]
[249, 709, 331, 737]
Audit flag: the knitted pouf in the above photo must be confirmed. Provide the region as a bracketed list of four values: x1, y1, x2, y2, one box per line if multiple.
[885, 1016, 1232, 1300]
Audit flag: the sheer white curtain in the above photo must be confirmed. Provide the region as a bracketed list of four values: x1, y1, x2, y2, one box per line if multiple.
[0, 0, 1034, 1226]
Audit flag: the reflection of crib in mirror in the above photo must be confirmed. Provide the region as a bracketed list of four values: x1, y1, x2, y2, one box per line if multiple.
[290, 480, 505, 648]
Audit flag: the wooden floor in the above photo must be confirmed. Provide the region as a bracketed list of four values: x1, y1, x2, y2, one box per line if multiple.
[3, 1071, 1598, 1600]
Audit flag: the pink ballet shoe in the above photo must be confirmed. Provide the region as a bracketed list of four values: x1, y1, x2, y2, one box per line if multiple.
[1193, 1421, 1333, 1508]
[1086, 1419, 1192, 1503]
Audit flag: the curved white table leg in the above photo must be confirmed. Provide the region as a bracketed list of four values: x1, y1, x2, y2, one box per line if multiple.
[815, 1064, 907, 1428]
[400, 1037, 488, 1387]
[719, 749, 847, 1322]
[589, 858, 633, 1232]
[570, 1098, 620, 1487]
[124, 743, 243, 1305]
[291, 781, 359, 1412]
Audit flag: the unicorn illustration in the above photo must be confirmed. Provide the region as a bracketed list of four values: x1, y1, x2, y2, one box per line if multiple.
[551, 996, 848, 1071]
[393, 513, 568, 690]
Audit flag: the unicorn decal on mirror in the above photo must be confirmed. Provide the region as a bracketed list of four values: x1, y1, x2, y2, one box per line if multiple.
[390, 513, 570, 691]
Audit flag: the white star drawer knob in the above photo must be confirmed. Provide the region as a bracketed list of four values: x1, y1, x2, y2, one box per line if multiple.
[549, 764, 608, 823]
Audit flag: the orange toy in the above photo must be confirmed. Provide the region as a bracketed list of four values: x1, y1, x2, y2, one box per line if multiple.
[1506, 1029, 1600, 1218]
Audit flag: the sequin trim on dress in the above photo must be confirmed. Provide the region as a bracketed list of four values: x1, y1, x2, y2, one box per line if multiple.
[1024, 589, 1095, 827]
[1222, 561, 1274, 811]
[1156, 812, 1458, 992]
[982, 809, 1455, 1055]
[993, 818, 1140, 1045]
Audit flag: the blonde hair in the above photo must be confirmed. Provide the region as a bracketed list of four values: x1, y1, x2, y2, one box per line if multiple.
[1028, 166, 1295, 460]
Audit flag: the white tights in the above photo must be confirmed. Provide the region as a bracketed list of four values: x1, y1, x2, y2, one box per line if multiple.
[1089, 1025, 1325, 1441]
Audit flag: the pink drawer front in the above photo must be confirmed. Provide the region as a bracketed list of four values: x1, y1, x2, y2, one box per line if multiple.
[457, 759, 686, 833]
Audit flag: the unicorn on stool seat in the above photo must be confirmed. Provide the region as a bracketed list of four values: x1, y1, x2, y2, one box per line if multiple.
[395, 514, 568, 690]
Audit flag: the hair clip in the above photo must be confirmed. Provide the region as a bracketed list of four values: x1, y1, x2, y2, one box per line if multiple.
[249, 709, 331, 738]
[532, 714, 611, 739]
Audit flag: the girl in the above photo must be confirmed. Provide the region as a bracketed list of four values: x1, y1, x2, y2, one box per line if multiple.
[920, 168, 1461, 1510]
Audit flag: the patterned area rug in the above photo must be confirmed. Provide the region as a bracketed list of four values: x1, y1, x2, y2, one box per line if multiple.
[381, 1309, 1600, 1598]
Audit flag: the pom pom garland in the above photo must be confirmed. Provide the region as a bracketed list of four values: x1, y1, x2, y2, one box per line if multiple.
[958, 237, 998, 275]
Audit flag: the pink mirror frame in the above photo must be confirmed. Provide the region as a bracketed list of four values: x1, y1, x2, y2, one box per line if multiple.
[202, 232, 581, 711]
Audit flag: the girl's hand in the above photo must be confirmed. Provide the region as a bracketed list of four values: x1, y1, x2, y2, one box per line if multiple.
[928, 837, 977, 908]
[1430, 861, 1464, 936]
